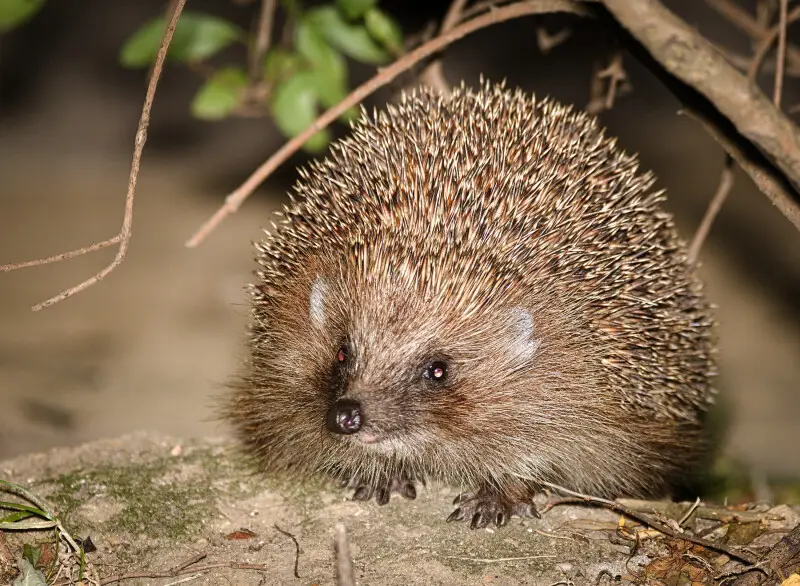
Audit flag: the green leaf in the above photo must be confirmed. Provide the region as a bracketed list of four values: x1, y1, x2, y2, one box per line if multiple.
[335, 0, 377, 20]
[302, 68, 357, 122]
[295, 19, 347, 86]
[306, 6, 390, 64]
[364, 7, 403, 55]
[0, 499, 51, 519]
[0, 510, 33, 523]
[270, 71, 331, 153]
[263, 48, 302, 83]
[0, 0, 46, 32]
[22, 544, 42, 567]
[295, 17, 354, 120]
[191, 67, 248, 120]
[120, 12, 244, 68]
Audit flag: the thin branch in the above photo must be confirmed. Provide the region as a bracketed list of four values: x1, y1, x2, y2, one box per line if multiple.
[747, 4, 800, 81]
[586, 50, 628, 114]
[273, 524, 301, 579]
[600, 0, 800, 197]
[99, 560, 272, 585]
[186, 0, 590, 247]
[688, 155, 735, 267]
[705, 0, 800, 71]
[616, 498, 786, 524]
[249, 0, 276, 84]
[538, 481, 760, 566]
[774, 0, 788, 107]
[715, 44, 800, 77]
[0, 236, 120, 273]
[1, 0, 188, 311]
[419, 0, 469, 92]
[682, 110, 800, 232]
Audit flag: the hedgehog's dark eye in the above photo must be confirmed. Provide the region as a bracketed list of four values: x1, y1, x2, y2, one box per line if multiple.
[423, 361, 448, 382]
[336, 346, 347, 364]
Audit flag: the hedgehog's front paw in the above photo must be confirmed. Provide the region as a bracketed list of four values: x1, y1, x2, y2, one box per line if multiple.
[447, 486, 540, 529]
[341, 473, 417, 506]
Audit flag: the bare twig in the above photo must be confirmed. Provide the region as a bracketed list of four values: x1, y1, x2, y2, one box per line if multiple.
[174, 553, 207, 572]
[99, 560, 272, 585]
[616, 498, 785, 525]
[688, 155, 735, 266]
[1, 0, 188, 311]
[538, 481, 760, 565]
[586, 50, 627, 114]
[715, 45, 800, 77]
[729, 523, 800, 586]
[677, 497, 702, 527]
[334, 524, 355, 586]
[774, 0, 788, 107]
[186, 0, 589, 247]
[747, 4, 800, 82]
[273, 524, 301, 579]
[705, 0, 800, 71]
[441, 554, 557, 562]
[600, 0, 800, 199]
[682, 110, 800, 232]
[536, 26, 573, 53]
[0, 236, 120, 273]
[249, 0, 276, 84]
[419, 0, 469, 92]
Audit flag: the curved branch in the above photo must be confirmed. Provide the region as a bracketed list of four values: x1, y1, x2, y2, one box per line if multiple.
[185, 0, 590, 247]
[601, 0, 800, 195]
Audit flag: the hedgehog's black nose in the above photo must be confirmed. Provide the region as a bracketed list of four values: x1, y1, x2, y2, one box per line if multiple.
[326, 399, 364, 435]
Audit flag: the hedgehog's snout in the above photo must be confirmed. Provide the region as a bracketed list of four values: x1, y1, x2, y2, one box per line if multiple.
[326, 398, 364, 435]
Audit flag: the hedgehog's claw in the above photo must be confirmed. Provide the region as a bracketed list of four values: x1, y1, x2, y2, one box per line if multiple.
[448, 487, 540, 528]
[344, 473, 416, 505]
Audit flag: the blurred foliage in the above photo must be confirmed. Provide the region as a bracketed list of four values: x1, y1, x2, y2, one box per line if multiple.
[0, 0, 404, 153]
[0, 0, 46, 32]
[119, 11, 246, 68]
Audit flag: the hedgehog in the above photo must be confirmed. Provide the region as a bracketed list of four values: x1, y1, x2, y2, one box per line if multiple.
[223, 80, 717, 529]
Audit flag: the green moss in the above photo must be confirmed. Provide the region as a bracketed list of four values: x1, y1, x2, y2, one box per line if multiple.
[40, 445, 260, 541]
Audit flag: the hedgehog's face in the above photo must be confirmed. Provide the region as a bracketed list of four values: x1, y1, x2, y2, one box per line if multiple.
[306, 272, 545, 466]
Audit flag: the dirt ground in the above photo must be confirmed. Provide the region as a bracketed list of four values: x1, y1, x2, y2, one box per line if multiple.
[2, 432, 798, 585]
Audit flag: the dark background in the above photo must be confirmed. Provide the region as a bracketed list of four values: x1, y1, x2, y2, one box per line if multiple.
[1, 1, 798, 481]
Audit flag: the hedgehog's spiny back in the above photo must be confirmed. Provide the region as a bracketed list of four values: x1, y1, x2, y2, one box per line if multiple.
[253, 80, 715, 424]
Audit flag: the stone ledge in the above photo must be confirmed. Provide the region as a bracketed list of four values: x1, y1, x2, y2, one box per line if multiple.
[1, 432, 797, 585]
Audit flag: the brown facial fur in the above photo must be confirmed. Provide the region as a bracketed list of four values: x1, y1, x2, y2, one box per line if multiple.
[222, 80, 716, 515]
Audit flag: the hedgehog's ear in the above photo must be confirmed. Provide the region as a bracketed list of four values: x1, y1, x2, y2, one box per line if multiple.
[506, 307, 541, 362]
[309, 275, 328, 328]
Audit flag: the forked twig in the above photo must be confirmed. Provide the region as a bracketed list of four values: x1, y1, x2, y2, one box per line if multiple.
[747, 4, 800, 82]
[0, 0, 189, 311]
[0, 237, 120, 273]
[682, 110, 800, 232]
[419, 0, 469, 92]
[706, 0, 800, 64]
[538, 481, 759, 566]
[601, 0, 800, 200]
